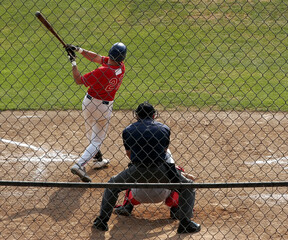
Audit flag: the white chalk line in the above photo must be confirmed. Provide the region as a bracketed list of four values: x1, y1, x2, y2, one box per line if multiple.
[238, 193, 288, 207]
[245, 155, 288, 169]
[19, 115, 42, 119]
[1, 138, 287, 204]
[0, 138, 78, 180]
[0, 138, 78, 162]
[0, 138, 42, 152]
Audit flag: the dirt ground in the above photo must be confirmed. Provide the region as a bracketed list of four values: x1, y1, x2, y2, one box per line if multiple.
[0, 110, 287, 239]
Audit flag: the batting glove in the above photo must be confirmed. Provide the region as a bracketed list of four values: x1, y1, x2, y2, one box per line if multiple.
[66, 44, 83, 53]
[66, 49, 75, 59]
[66, 49, 76, 66]
[68, 54, 76, 62]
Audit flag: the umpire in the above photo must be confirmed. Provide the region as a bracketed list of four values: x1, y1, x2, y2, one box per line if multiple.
[93, 102, 201, 234]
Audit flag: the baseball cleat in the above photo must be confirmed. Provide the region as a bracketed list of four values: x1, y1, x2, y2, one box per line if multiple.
[177, 219, 201, 234]
[114, 204, 134, 216]
[93, 217, 108, 231]
[93, 150, 103, 161]
[170, 206, 179, 220]
[71, 164, 91, 182]
[93, 159, 110, 169]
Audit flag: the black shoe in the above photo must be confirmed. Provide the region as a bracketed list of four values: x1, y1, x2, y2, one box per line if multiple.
[177, 219, 201, 234]
[93, 151, 103, 162]
[93, 217, 108, 231]
[114, 204, 134, 216]
[170, 206, 178, 220]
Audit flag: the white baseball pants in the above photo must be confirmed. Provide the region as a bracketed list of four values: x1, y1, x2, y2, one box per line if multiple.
[77, 94, 113, 167]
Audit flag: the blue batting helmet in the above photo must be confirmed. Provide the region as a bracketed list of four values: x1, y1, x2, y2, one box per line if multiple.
[108, 42, 127, 62]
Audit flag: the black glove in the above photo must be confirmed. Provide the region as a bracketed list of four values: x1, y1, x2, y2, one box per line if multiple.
[66, 48, 76, 62]
[66, 44, 80, 52]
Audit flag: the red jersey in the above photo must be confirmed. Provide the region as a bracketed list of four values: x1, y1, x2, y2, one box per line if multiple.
[81, 56, 125, 101]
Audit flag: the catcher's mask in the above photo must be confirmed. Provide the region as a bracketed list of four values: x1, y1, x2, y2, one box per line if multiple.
[134, 102, 157, 119]
[109, 42, 127, 62]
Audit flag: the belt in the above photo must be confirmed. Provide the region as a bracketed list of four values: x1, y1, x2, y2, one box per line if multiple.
[132, 161, 164, 168]
[86, 94, 109, 105]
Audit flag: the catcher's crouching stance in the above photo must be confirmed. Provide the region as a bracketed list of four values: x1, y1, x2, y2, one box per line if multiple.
[93, 102, 201, 234]
[114, 165, 196, 219]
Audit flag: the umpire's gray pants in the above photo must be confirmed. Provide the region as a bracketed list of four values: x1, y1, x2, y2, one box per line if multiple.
[98, 163, 196, 222]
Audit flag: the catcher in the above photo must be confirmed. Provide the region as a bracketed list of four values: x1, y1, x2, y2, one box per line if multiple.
[114, 159, 196, 219]
[93, 102, 201, 234]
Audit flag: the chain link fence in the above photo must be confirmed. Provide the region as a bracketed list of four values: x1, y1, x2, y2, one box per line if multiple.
[1, 0, 287, 239]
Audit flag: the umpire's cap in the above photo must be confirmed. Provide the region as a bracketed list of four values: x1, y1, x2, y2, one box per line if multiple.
[109, 42, 127, 62]
[135, 102, 156, 119]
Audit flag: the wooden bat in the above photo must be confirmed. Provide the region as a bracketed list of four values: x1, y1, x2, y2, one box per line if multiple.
[35, 11, 67, 48]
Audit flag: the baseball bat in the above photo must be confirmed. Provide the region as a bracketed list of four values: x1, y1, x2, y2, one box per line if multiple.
[35, 11, 67, 47]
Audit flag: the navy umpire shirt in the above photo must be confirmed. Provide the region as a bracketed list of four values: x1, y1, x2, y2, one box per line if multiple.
[122, 119, 170, 166]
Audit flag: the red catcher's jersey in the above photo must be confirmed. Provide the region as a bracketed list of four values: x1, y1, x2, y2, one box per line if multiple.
[81, 56, 125, 101]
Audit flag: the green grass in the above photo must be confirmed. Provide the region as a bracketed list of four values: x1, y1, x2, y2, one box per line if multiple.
[1, 0, 288, 111]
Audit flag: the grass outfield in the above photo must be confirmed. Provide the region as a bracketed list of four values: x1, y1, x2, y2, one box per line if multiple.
[1, 0, 288, 111]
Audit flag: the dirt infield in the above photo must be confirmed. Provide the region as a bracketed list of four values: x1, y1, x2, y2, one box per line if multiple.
[0, 110, 287, 239]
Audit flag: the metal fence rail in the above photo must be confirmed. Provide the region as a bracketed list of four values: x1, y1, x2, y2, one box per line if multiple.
[1, 180, 288, 189]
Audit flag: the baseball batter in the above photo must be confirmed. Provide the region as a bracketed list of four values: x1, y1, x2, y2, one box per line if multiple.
[66, 42, 127, 182]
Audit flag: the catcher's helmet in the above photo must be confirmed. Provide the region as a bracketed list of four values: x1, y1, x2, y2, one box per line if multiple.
[135, 102, 156, 119]
[109, 42, 127, 62]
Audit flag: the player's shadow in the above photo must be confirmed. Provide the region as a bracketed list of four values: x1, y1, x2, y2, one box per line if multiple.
[1, 177, 86, 222]
[89, 216, 178, 240]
